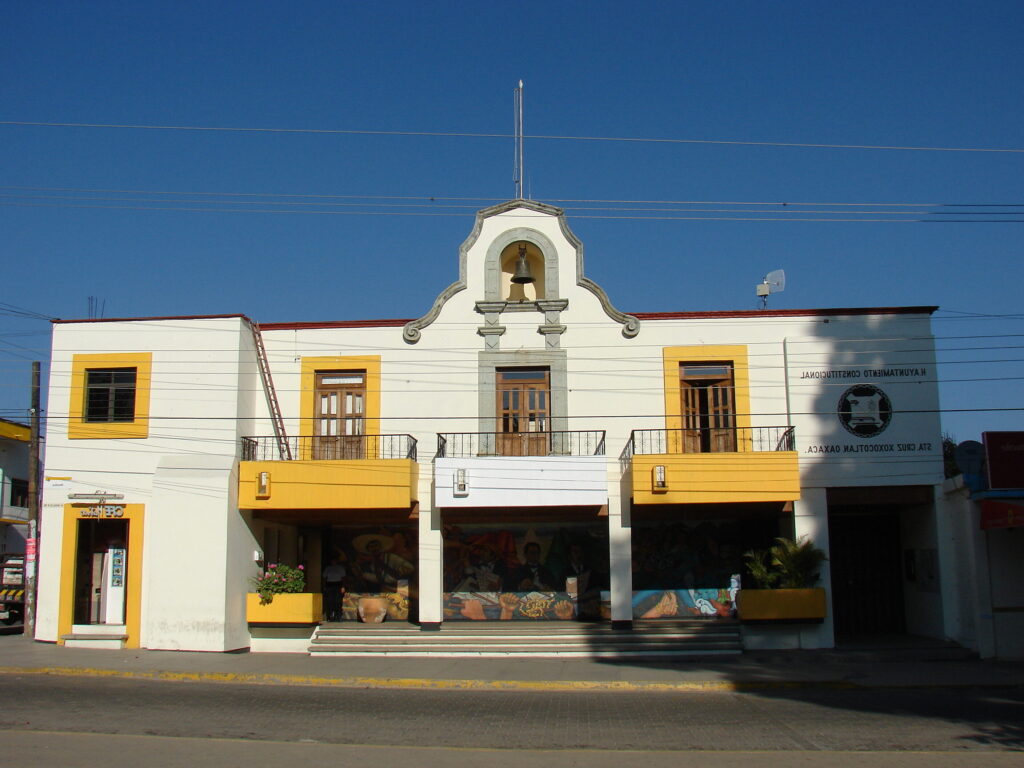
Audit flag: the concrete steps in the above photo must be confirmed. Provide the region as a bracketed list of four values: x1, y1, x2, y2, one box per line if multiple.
[308, 619, 741, 658]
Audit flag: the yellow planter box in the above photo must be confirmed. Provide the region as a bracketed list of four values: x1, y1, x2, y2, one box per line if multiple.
[246, 592, 323, 624]
[736, 588, 826, 622]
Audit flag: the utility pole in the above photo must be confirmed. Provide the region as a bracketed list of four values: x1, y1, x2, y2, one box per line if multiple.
[25, 361, 40, 636]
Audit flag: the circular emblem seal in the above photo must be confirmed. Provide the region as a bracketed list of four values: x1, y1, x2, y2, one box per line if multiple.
[837, 384, 892, 438]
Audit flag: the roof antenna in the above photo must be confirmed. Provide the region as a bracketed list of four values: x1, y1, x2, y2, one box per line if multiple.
[513, 80, 524, 200]
[756, 269, 786, 309]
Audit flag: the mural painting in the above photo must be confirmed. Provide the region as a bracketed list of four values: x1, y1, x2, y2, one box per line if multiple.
[325, 527, 417, 622]
[442, 522, 609, 621]
[631, 518, 779, 619]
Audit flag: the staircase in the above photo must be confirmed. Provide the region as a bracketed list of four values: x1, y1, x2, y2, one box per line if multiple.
[308, 619, 741, 658]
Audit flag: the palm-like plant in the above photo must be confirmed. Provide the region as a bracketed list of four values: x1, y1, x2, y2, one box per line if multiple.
[745, 536, 827, 589]
[770, 536, 827, 588]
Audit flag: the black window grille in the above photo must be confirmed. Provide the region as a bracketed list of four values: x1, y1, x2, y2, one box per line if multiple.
[85, 368, 137, 423]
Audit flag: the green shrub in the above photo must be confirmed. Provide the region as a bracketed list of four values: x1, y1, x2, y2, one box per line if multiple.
[251, 563, 306, 605]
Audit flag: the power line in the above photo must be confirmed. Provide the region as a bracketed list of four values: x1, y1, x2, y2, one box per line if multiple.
[3, 120, 1024, 153]
[3, 199, 1021, 223]
[8, 185, 1024, 208]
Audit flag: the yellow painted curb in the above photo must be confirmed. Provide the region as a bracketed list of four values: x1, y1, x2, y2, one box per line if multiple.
[0, 665, 859, 692]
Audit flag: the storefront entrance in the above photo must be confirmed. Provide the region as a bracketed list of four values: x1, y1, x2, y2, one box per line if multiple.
[72, 518, 129, 625]
[829, 509, 906, 637]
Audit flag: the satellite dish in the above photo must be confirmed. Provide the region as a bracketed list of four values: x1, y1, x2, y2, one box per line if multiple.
[954, 440, 985, 475]
[756, 269, 786, 308]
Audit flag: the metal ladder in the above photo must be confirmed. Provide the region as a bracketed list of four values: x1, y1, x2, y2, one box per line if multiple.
[249, 320, 292, 460]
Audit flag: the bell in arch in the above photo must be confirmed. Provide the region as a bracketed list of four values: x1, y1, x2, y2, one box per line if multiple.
[511, 244, 536, 284]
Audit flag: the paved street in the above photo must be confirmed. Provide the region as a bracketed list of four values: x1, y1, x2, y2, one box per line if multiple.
[1, 671, 1022, 763]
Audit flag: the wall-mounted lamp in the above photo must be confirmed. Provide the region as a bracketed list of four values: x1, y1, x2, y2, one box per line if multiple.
[454, 468, 469, 497]
[256, 471, 271, 498]
[652, 464, 667, 491]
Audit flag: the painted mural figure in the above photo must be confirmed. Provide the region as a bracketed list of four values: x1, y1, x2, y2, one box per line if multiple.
[350, 533, 414, 592]
[510, 541, 556, 591]
[455, 543, 507, 592]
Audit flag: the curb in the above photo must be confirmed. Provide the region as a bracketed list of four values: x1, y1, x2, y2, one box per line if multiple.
[0, 665, 861, 692]
[2, 665, 1020, 692]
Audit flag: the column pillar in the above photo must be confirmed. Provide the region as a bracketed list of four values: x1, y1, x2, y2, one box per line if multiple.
[608, 494, 633, 629]
[793, 486, 834, 648]
[417, 504, 443, 631]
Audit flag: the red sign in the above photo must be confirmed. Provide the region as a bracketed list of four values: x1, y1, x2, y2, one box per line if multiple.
[25, 538, 36, 564]
[984, 431, 1024, 489]
[980, 499, 1024, 530]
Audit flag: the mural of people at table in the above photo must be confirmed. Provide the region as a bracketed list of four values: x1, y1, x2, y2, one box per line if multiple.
[441, 522, 609, 621]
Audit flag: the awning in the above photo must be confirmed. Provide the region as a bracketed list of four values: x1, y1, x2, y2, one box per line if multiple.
[980, 499, 1024, 530]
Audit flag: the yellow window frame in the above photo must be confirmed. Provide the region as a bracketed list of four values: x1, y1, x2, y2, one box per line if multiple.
[300, 356, 381, 445]
[68, 353, 153, 439]
[663, 345, 752, 448]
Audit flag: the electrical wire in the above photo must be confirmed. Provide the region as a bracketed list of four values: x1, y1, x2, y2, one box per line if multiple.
[3, 120, 1024, 153]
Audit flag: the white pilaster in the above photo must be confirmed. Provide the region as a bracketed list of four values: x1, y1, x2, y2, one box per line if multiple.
[793, 486, 834, 648]
[608, 494, 633, 624]
[417, 504, 443, 627]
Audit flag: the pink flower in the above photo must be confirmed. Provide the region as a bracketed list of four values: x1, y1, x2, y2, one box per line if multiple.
[298, 565, 305, 570]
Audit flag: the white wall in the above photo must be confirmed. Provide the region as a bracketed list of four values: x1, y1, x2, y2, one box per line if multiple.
[900, 501, 945, 639]
[145, 455, 245, 651]
[434, 456, 608, 507]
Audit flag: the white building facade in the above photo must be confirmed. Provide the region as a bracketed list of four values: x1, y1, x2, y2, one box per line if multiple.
[35, 200, 958, 653]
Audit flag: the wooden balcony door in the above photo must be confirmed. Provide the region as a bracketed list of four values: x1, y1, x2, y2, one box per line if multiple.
[497, 368, 550, 456]
[679, 363, 736, 453]
[314, 372, 366, 459]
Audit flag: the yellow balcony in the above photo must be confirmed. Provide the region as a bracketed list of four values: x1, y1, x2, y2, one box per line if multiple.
[627, 427, 800, 505]
[239, 435, 418, 510]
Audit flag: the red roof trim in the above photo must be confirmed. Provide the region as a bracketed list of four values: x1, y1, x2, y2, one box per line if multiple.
[258, 319, 412, 330]
[52, 307, 937, 328]
[632, 306, 938, 320]
[54, 313, 251, 325]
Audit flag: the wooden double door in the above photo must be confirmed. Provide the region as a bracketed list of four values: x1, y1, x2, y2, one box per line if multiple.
[497, 368, 550, 456]
[679, 363, 736, 453]
[314, 371, 366, 459]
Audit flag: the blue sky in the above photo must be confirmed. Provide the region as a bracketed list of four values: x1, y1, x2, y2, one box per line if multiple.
[2, 1, 1022, 441]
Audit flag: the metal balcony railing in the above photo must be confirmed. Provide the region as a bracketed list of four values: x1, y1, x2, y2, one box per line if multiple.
[624, 426, 795, 459]
[437, 430, 606, 458]
[240, 434, 417, 462]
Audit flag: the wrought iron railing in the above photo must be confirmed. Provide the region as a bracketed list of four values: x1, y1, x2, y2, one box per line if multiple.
[437, 430, 606, 458]
[624, 426, 795, 459]
[240, 434, 417, 461]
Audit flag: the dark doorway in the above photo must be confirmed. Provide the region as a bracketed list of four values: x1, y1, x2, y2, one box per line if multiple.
[73, 519, 129, 625]
[829, 508, 905, 637]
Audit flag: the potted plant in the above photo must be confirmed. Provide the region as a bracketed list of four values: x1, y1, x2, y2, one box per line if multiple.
[737, 537, 828, 622]
[246, 563, 323, 624]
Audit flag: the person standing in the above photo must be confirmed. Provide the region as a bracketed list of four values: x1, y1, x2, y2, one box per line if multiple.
[322, 557, 347, 622]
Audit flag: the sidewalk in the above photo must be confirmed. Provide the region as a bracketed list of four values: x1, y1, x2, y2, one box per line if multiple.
[2, 632, 1022, 692]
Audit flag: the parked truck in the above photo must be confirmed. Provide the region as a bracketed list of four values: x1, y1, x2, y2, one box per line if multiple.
[0, 555, 25, 627]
